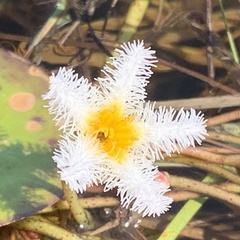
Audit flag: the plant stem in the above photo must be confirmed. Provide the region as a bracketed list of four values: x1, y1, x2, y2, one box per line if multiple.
[118, 0, 149, 43]
[218, 0, 239, 63]
[157, 174, 217, 240]
[39, 196, 119, 214]
[207, 130, 240, 145]
[169, 175, 240, 207]
[206, 0, 215, 79]
[181, 147, 240, 167]
[154, 95, 240, 110]
[207, 110, 240, 126]
[157, 58, 238, 94]
[62, 181, 94, 229]
[167, 182, 240, 201]
[162, 156, 240, 184]
[12, 216, 100, 240]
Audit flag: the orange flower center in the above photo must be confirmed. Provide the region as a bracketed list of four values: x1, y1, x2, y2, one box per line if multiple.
[86, 102, 141, 163]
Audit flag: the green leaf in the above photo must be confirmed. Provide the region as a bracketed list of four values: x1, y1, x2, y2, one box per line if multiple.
[0, 49, 62, 226]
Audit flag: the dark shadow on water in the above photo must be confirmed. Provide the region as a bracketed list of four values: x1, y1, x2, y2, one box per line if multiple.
[0, 143, 63, 226]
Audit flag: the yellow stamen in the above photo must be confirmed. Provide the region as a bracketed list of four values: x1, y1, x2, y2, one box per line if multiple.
[86, 102, 141, 163]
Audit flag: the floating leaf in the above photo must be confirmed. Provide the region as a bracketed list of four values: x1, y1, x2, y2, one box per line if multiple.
[0, 49, 62, 226]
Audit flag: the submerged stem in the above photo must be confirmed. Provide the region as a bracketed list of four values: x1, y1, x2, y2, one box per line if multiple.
[169, 175, 240, 207]
[62, 181, 94, 229]
[162, 156, 240, 184]
[12, 216, 94, 240]
[181, 147, 240, 167]
[207, 110, 240, 126]
[39, 196, 119, 214]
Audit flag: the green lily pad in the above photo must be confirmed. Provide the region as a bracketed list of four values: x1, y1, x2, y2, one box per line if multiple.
[0, 49, 62, 226]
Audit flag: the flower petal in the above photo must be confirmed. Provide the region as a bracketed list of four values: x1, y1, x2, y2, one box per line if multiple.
[104, 158, 172, 217]
[97, 40, 157, 113]
[43, 67, 103, 133]
[53, 134, 107, 193]
[140, 103, 207, 159]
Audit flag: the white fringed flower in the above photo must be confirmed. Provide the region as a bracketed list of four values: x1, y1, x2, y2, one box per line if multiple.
[43, 40, 207, 217]
[53, 135, 107, 193]
[104, 158, 172, 217]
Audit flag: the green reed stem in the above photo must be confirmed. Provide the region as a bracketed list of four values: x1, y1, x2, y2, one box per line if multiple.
[157, 173, 219, 240]
[218, 0, 239, 63]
